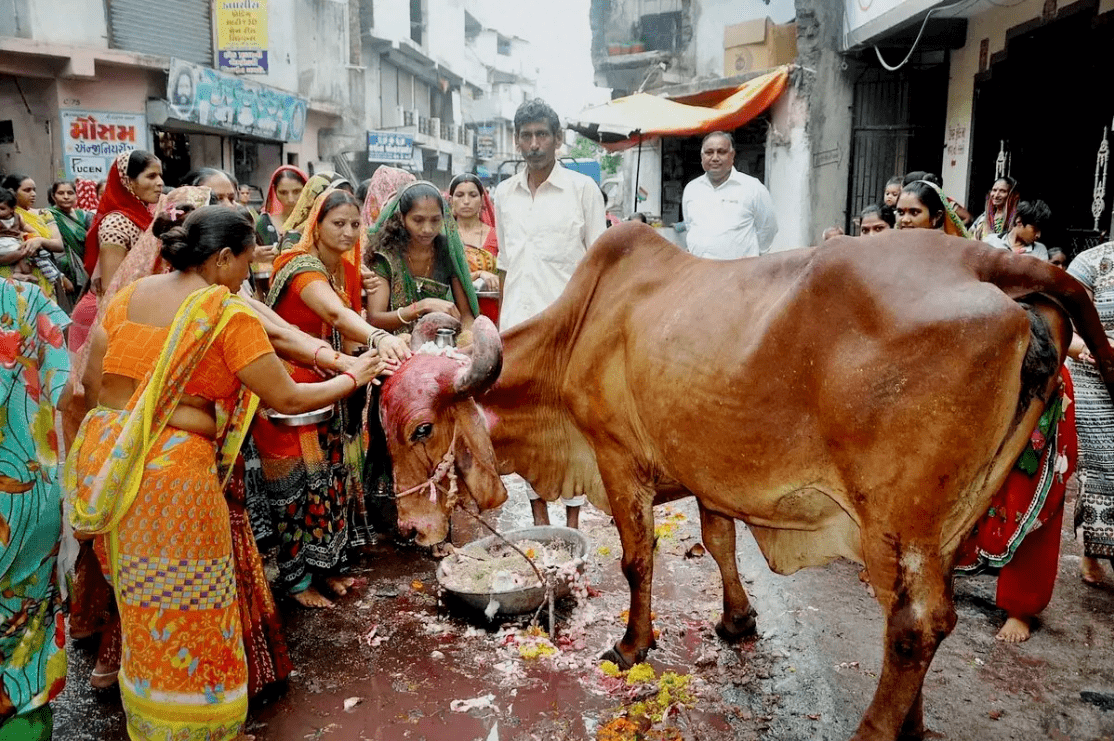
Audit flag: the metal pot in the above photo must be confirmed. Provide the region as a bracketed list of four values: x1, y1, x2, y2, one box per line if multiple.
[263, 406, 334, 426]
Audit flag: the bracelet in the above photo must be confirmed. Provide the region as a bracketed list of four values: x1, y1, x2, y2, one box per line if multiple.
[342, 371, 358, 389]
[313, 346, 326, 370]
[397, 307, 412, 325]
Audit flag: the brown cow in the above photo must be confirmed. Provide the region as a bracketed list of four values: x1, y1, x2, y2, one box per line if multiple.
[377, 224, 1114, 741]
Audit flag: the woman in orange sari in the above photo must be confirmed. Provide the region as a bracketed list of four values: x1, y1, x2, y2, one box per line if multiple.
[259, 189, 411, 608]
[65, 206, 388, 740]
[448, 173, 500, 324]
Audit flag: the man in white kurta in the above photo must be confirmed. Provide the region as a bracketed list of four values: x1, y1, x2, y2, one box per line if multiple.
[682, 131, 778, 259]
[494, 98, 605, 529]
[495, 117, 605, 330]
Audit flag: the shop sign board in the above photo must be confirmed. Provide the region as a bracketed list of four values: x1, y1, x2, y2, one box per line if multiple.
[60, 110, 148, 180]
[366, 131, 415, 163]
[215, 0, 269, 74]
[166, 58, 307, 142]
[476, 125, 496, 159]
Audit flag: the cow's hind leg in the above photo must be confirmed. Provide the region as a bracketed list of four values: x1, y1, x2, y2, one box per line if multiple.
[698, 501, 757, 641]
[596, 460, 657, 669]
[853, 538, 956, 741]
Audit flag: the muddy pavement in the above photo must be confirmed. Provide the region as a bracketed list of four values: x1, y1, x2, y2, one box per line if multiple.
[54, 476, 1114, 740]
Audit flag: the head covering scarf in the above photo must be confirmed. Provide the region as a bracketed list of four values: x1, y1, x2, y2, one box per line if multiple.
[84, 150, 156, 275]
[913, 180, 971, 239]
[367, 180, 479, 318]
[280, 173, 333, 237]
[974, 182, 1020, 241]
[268, 188, 364, 314]
[262, 165, 308, 219]
[362, 166, 416, 226]
[75, 178, 100, 213]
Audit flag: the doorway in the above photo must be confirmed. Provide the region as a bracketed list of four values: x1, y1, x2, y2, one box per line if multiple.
[969, 1, 1112, 255]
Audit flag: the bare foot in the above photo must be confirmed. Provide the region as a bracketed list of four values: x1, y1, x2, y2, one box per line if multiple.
[324, 575, 356, 597]
[996, 615, 1032, 643]
[291, 586, 334, 608]
[1082, 556, 1106, 586]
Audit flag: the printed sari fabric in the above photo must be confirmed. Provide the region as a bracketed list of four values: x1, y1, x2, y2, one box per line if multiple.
[48, 206, 90, 301]
[956, 371, 1077, 616]
[0, 280, 70, 730]
[257, 206, 364, 592]
[64, 283, 272, 741]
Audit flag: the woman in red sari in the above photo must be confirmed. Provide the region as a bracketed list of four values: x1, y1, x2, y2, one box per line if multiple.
[258, 189, 410, 608]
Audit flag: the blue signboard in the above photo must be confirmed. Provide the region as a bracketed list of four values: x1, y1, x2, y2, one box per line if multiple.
[367, 131, 415, 163]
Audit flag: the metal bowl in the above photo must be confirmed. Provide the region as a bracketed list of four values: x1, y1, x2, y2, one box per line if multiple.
[436, 525, 589, 617]
[263, 406, 333, 426]
[475, 291, 500, 299]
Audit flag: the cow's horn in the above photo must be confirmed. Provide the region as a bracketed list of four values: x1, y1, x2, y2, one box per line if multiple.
[409, 312, 461, 350]
[453, 316, 502, 397]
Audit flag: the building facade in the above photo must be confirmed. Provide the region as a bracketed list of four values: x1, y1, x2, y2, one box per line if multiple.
[0, 0, 534, 193]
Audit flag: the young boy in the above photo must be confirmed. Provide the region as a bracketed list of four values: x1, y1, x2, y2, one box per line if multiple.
[982, 199, 1051, 260]
[0, 187, 62, 283]
[883, 175, 903, 208]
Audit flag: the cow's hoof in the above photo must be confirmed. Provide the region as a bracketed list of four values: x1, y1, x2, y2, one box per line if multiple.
[716, 605, 758, 643]
[599, 643, 649, 669]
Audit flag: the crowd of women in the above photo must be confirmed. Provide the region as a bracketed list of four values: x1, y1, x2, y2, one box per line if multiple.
[0, 150, 506, 740]
[845, 171, 1113, 646]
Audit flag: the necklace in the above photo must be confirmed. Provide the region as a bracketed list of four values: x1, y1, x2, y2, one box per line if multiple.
[407, 246, 434, 278]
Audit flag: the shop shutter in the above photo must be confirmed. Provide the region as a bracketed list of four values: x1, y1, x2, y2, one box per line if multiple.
[108, 0, 212, 65]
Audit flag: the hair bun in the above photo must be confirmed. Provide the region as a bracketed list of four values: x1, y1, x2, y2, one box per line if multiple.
[158, 225, 190, 266]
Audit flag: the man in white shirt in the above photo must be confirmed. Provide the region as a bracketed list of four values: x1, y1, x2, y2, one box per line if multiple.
[982, 200, 1051, 261]
[494, 97, 606, 529]
[681, 131, 778, 259]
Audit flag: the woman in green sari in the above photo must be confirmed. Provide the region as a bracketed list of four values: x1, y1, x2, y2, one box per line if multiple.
[365, 181, 478, 334]
[47, 181, 91, 309]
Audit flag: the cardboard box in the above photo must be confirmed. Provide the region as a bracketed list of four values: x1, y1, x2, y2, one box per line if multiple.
[723, 18, 797, 76]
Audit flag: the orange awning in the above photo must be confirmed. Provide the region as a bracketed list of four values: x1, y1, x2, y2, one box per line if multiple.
[569, 66, 789, 152]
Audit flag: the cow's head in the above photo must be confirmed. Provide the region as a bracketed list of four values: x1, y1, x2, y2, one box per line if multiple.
[380, 313, 507, 545]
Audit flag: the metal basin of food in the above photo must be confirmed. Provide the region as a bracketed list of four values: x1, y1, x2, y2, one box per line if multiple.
[436, 525, 589, 617]
[263, 406, 333, 426]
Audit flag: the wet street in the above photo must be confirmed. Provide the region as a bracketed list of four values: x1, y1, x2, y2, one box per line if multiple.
[54, 476, 1114, 740]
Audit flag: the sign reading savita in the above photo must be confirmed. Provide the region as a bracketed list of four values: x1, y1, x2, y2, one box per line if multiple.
[167, 58, 307, 143]
[60, 110, 148, 180]
[215, 0, 269, 74]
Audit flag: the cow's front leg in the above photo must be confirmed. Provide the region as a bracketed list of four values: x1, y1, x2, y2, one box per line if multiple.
[597, 468, 657, 668]
[852, 538, 955, 741]
[698, 501, 757, 641]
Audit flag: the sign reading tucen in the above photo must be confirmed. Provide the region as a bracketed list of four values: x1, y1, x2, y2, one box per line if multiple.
[367, 132, 415, 164]
[61, 110, 148, 180]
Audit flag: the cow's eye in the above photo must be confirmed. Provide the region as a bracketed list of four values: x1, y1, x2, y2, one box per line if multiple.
[411, 423, 434, 442]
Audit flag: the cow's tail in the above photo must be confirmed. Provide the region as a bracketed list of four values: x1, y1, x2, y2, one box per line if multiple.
[968, 243, 1114, 400]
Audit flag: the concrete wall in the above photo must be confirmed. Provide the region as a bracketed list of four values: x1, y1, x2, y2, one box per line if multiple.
[294, 0, 352, 105]
[940, 0, 1045, 206]
[0, 76, 58, 187]
[766, 89, 812, 250]
[692, 0, 797, 78]
[371, 0, 411, 42]
[784, 0, 854, 245]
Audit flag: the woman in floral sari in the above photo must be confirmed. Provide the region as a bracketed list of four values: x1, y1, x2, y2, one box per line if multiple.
[258, 189, 410, 607]
[69, 150, 163, 353]
[449, 173, 500, 324]
[0, 279, 70, 740]
[65, 205, 388, 740]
